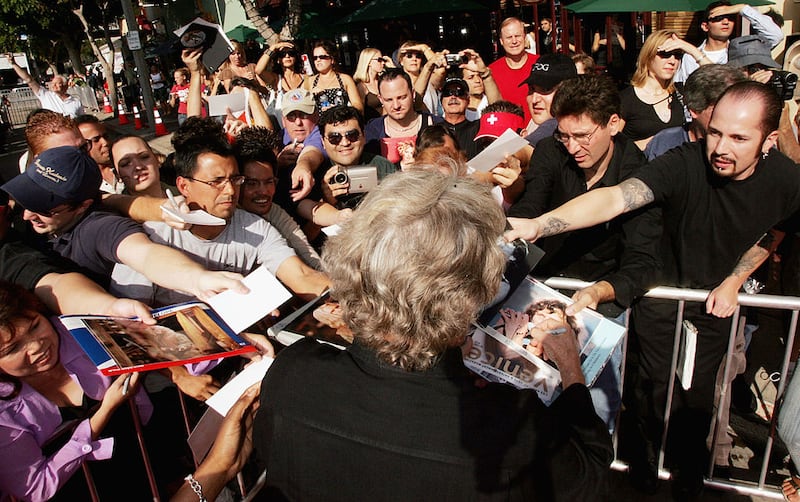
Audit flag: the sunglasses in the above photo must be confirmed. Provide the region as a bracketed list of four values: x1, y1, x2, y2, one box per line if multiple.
[313, 54, 332, 61]
[402, 51, 424, 60]
[278, 50, 298, 58]
[372, 57, 387, 63]
[325, 129, 361, 145]
[442, 87, 467, 98]
[656, 49, 684, 60]
[707, 14, 736, 23]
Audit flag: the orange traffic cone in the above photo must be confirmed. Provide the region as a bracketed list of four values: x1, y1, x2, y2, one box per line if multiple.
[132, 105, 143, 130]
[154, 108, 168, 136]
[103, 95, 112, 113]
[117, 102, 129, 125]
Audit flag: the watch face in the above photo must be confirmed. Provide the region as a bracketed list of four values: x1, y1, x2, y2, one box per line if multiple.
[181, 29, 206, 48]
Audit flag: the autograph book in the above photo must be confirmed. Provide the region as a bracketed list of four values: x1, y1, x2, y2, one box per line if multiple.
[58, 302, 256, 376]
[464, 277, 625, 405]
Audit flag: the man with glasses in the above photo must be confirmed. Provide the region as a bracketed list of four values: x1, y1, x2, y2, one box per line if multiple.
[275, 88, 328, 206]
[111, 139, 329, 306]
[234, 126, 321, 269]
[674, 0, 782, 85]
[1, 145, 249, 300]
[302, 106, 394, 225]
[507, 81, 800, 497]
[440, 75, 480, 158]
[508, 74, 654, 434]
[489, 17, 538, 123]
[75, 114, 124, 194]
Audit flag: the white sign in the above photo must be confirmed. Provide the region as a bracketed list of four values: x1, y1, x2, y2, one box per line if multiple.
[126, 31, 141, 51]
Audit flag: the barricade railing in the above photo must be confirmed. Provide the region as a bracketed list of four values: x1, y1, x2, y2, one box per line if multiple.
[543, 277, 798, 500]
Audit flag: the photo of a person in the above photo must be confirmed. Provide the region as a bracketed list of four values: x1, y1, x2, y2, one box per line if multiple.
[498, 300, 582, 360]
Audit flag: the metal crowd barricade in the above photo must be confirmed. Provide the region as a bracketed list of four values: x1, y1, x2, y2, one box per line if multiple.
[544, 277, 798, 500]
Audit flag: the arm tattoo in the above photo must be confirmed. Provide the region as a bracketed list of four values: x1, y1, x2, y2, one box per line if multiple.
[731, 245, 769, 277]
[540, 217, 569, 237]
[620, 178, 654, 212]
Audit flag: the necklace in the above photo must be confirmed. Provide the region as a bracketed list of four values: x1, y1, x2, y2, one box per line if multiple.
[387, 114, 420, 135]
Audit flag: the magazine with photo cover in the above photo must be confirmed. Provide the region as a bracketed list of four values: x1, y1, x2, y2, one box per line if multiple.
[463, 277, 625, 406]
[267, 292, 352, 349]
[58, 302, 256, 376]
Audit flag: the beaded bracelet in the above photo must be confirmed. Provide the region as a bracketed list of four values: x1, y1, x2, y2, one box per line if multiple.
[185, 474, 208, 502]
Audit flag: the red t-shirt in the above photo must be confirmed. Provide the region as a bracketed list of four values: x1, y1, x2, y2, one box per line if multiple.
[488, 54, 538, 123]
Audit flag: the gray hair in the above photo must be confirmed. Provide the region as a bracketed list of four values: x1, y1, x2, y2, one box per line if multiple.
[322, 171, 506, 371]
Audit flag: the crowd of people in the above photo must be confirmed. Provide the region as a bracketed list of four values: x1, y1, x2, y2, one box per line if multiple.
[3, 1, 800, 501]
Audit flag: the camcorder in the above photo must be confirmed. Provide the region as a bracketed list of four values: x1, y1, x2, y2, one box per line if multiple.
[329, 165, 378, 194]
[770, 70, 798, 101]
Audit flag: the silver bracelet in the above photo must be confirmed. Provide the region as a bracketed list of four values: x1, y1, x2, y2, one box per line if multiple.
[184, 474, 208, 502]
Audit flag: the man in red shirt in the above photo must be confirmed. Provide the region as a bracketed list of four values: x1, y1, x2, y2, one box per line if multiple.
[489, 17, 538, 123]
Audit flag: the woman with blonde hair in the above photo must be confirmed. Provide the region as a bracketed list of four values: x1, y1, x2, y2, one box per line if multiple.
[354, 47, 392, 121]
[619, 29, 707, 150]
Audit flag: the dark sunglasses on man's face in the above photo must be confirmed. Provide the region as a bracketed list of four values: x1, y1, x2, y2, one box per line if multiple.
[326, 129, 361, 145]
[707, 14, 736, 23]
[442, 87, 467, 98]
[313, 54, 332, 61]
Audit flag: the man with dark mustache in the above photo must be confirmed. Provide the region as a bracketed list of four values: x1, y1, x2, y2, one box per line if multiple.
[506, 81, 800, 498]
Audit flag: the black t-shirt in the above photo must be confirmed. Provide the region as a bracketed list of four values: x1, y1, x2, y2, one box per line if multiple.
[620, 86, 686, 142]
[0, 230, 71, 290]
[636, 142, 800, 289]
[49, 210, 143, 285]
[444, 118, 480, 159]
[508, 135, 659, 310]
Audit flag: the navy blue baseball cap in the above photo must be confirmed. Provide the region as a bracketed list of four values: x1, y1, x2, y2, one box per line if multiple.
[1, 145, 101, 214]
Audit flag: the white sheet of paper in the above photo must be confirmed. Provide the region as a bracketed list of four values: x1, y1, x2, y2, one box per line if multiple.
[205, 357, 273, 416]
[160, 202, 226, 226]
[467, 128, 529, 172]
[322, 224, 341, 236]
[206, 265, 292, 334]
[207, 93, 246, 117]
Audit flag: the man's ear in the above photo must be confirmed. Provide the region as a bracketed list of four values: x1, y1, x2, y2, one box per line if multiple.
[700, 21, 709, 34]
[763, 129, 779, 154]
[176, 176, 191, 198]
[607, 113, 621, 136]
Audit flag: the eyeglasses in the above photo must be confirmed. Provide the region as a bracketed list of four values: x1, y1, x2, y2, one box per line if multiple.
[442, 87, 467, 98]
[707, 14, 736, 23]
[87, 133, 110, 144]
[243, 177, 278, 189]
[325, 129, 361, 145]
[402, 51, 423, 60]
[656, 49, 684, 60]
[79, 140, 92, 153]
[313, 54, 332, 61]
[186, 175, 246, 189]
[553, 124, 601, 146]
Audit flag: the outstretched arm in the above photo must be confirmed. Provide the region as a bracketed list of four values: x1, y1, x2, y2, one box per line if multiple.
[6, 53, 42, 94]
[506, 178, 655, 242]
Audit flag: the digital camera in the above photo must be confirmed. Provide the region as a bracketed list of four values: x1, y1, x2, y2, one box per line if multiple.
[770, 70, 798, 101]
[329, 166, 379, 194]
[445, 53, 466, 66]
